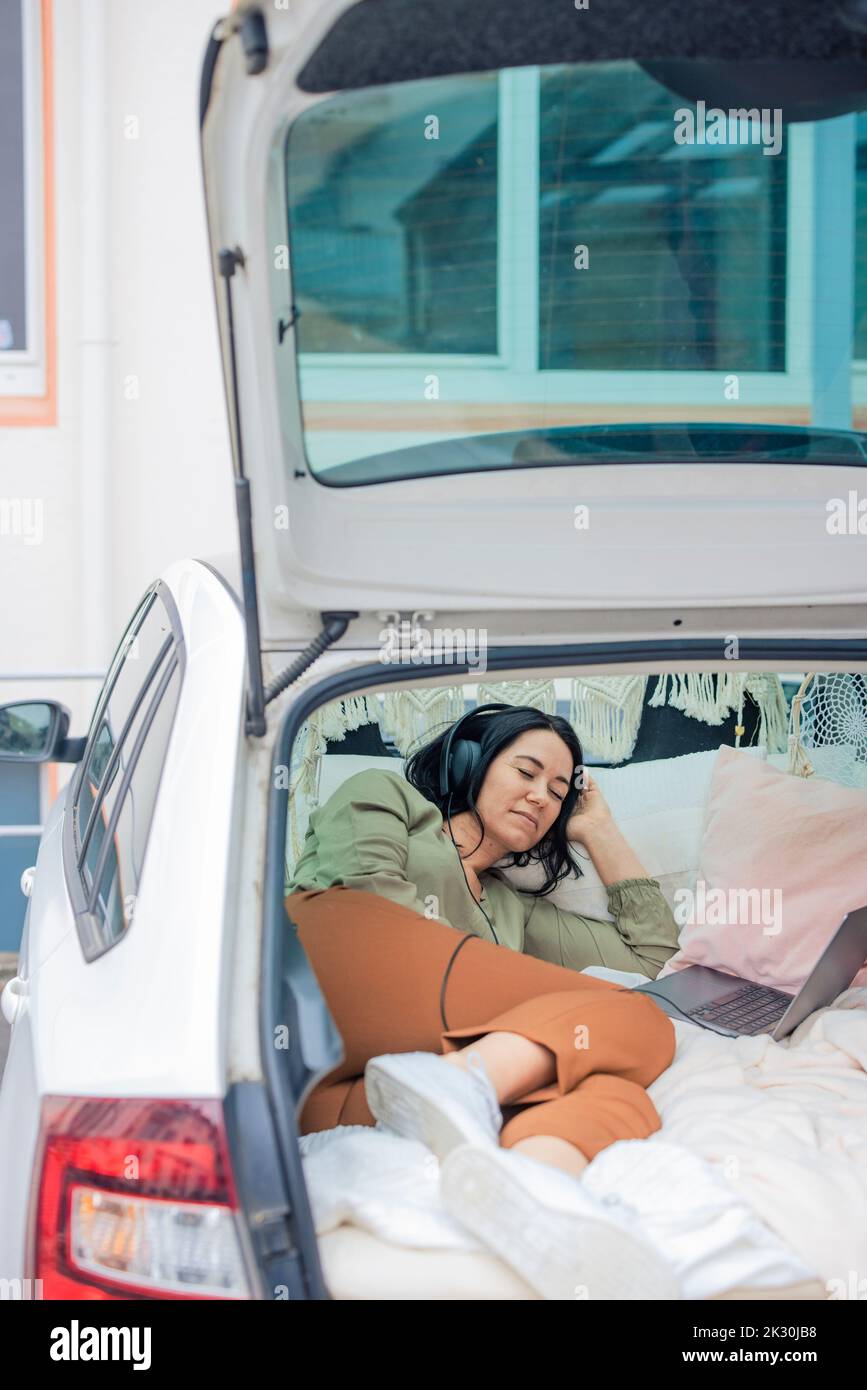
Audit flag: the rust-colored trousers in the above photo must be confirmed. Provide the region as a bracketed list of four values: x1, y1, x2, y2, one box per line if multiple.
[287, 886, 676, 1161]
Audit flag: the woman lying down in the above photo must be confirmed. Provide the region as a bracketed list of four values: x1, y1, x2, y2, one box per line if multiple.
[286, 703, 683, 1300]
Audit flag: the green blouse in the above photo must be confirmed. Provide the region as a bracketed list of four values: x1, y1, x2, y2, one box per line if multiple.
[287, 768, 680, 979]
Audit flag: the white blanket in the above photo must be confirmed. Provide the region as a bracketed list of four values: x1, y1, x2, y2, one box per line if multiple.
[298, 979, 867, 1298]
[646, 985, 867, 1292]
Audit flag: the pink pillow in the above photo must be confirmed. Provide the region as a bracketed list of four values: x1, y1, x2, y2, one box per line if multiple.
[658, 746, 867, 994]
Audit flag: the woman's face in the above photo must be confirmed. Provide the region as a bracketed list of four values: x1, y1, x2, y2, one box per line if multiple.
[475, 729, 575, 853]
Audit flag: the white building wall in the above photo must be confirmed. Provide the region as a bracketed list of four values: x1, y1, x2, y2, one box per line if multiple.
[104, 0, 236, 646]
[0, 0, 236, 739]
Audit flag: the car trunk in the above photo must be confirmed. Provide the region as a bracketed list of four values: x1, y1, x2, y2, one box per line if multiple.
[258, 644, 867, 1299]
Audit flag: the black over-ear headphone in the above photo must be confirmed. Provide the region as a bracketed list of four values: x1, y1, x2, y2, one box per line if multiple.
[438, 702, 512, 803]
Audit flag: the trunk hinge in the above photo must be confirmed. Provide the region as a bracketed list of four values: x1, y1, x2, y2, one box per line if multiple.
[218, 245, 267, 737]
[214, 6, 269, 75]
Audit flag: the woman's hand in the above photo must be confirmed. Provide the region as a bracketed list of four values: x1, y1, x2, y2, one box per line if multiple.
[566, 772, 651, 887]
[565, 773, 616, 846]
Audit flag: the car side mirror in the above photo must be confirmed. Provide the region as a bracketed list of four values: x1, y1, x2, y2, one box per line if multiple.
[0, 701, 86, 763]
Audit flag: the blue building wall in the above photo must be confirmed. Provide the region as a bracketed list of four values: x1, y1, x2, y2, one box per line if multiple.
[0, 763, 41, 952]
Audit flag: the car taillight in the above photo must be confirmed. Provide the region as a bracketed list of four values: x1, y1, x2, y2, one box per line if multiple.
[32, 1097, 251, 1299]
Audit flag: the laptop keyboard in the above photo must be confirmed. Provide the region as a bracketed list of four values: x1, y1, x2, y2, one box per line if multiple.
[690, 982, 793, 1034]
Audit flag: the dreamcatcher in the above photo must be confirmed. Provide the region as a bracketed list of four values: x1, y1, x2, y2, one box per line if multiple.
[788, 672, 867, 786]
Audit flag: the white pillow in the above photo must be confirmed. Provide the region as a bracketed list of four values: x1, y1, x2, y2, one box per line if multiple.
[591, 747, 762, 818]
[499, 747, 766, 924]
[289, 755, 404, 873]
[316, 754, 405, 807]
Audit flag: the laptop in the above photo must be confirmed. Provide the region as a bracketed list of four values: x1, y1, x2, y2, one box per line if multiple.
[635, 906, 867, 1040]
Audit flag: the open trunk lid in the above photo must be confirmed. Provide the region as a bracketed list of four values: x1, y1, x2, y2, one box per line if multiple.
[200, 0, 867, 663]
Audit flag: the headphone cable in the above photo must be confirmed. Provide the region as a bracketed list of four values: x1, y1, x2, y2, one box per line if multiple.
[446, 792, 499, 945]
[636, 985, 738, 1036]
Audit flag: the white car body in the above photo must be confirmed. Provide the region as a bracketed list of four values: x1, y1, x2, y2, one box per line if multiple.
[2, 0, 867, 1300]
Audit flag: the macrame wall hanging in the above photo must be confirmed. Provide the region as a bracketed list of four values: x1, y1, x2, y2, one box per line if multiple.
[381, 686, 465, 758]
[477, 679, 558, 715]
[570, 672, 789, 764]
[649, 672, 788, 754]
[380, 679, 558, 756]
[569, 675, 646, 765]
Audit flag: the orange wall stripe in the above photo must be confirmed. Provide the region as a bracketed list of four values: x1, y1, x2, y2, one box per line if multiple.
[0, 0, 56, 428]
[302, 402, 816, 431]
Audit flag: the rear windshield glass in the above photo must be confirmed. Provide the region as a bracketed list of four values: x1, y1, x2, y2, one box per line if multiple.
[281, 60, 867, 484]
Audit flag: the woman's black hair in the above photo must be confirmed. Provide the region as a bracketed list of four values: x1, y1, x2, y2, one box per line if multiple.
[403, 705, 585, 897]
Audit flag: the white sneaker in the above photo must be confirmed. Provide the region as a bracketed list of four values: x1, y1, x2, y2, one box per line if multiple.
[364, 1050, 503, 1159]
[440, 1143, 682, 1301]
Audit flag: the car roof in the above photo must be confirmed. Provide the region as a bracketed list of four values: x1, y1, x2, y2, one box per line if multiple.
[193, 550, 242, 596]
